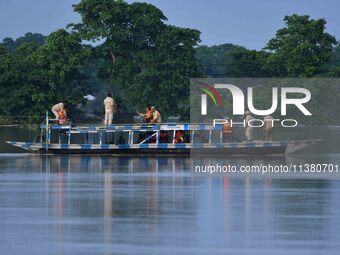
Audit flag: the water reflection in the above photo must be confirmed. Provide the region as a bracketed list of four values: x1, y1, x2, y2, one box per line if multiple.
[0, 154, 192, 173]
[0, 155, 340, 254]
[104, 172, 112, 252]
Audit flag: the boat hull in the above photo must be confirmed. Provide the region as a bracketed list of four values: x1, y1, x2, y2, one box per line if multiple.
[5, 140, 307, 155]
[6, 122, 319, 156]
[36, 147, 286, 155]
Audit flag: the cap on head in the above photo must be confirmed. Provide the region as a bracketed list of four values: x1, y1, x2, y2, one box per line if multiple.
[151, 106, 155, 110]
[107, 93, 112, 97]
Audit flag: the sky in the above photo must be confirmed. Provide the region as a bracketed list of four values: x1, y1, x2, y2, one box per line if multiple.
[0, 0, 339, 50]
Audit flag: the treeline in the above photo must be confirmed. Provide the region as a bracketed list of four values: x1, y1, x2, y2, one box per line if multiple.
[1, 0, 200, 121]
[0, 0, 340, 124]
[0, 30, 91, 121]
[196, 15, 340, 124]
[197, 15, 340, 78]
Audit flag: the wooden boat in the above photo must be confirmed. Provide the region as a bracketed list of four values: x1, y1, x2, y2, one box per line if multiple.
[6, 115, 319, 156]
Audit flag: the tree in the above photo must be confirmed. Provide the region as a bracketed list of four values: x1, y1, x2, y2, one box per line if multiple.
[0, 30, 91, 121]
[230, 15, 337, 78]
[71, 0, 200, 117]
[329, 44, 340, 67]
[0, 33, 45, 52]
[230, 48, 270, 77]
[195, 43, 243, 77]
[265, 15, 337, 77]
[32, 29, 92, 119]
[0, 43, 40, 117]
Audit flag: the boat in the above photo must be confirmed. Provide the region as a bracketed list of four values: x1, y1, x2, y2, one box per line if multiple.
[6, 114, 319, 156]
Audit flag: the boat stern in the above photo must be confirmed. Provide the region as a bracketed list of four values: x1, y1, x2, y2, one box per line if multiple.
[286, 139, 321, 154]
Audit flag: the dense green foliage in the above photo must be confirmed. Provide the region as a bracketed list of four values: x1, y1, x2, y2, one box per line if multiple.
[0, 1, 340, 124]
[231, 15, 338, 77]
[330, 44, 340, 68]
[0, 30, 91, 120]
[70, 0, 200, 117]
[226, 15, 340, 124]
[195, 43, 242, 77]
[0, 33, 46, 52]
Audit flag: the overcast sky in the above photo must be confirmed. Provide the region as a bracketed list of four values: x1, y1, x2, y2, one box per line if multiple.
[0, 0, 339, 49]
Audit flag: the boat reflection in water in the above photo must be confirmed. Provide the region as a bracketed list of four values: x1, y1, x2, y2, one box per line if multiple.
[1, 154, 340, 255]
[24, 154, 192, 173]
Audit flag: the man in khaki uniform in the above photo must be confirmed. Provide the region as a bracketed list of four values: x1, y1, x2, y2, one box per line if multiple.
[103, 93, 116, 125]
[263, 115, 274, 141]
[150, 106, 161, 123]
[244, 110, 253, 141]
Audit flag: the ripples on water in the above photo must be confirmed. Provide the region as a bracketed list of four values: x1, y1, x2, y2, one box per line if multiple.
[0, 154, 340, 255]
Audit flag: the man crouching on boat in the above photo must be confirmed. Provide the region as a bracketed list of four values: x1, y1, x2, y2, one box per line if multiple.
[150, 106, 161, 123]
[138, 106, 153, 123]
[51, 102, 67, 124]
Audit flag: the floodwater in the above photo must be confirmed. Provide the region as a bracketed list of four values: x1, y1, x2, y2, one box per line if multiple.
[0, 126, 340, 255]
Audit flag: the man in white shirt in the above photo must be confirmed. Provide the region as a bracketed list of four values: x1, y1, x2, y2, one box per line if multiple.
[51, 102, 67, 119]
[103, 93, 116, 125]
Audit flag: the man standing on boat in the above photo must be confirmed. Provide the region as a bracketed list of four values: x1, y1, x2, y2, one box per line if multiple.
[51, 102, 67, 120]
[150, 106, 161, 123]
[244, 110, 253, 141]
[103, 93, 117, 125]
[263, 115, 274, 141]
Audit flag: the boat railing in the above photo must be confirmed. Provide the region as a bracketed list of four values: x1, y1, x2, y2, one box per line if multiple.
[40, 111, 225, 145]
[40, 123, 223, 131]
